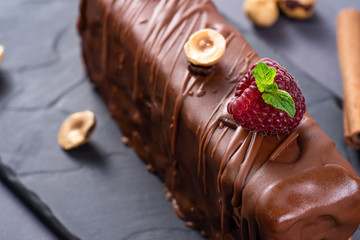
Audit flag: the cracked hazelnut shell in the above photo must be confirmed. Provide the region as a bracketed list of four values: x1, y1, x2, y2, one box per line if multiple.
[0, 45, 4, 65]
[58, 110, 96, 150]
[184, 28, 226, 67]
[244, 0, 279, 27]
[279, 0, 316, 20]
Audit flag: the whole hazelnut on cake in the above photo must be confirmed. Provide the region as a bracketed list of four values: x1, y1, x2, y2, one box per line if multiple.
[279, 0, 316, 20]
[184, 28, 226, 75]
[243, 0, 279, 27]
[184, 28, 226, 67]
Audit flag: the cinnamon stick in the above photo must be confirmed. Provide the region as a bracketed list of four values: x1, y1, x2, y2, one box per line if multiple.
[337, 8, 360, 149]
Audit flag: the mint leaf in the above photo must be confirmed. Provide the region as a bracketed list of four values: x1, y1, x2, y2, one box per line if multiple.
[252, 61, 296, 118]
[263, 83, 278, 93]
[262, 90, 295, 118]
[252, 62, 277, 92]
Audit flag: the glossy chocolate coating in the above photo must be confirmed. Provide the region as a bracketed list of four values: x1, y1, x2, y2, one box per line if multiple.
[77, 0, 360, 239]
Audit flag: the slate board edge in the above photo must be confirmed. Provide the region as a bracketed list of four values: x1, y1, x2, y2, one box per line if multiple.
[0, 157, 81, 240]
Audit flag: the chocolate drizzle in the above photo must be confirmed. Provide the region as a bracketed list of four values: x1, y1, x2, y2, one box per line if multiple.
[78, 0, 360, 239]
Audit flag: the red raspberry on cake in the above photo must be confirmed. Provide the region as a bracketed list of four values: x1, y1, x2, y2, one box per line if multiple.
[227, 58, 306, 135]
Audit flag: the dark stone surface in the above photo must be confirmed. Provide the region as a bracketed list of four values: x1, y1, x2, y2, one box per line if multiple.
[0, 172, 56, 240]
[0, 0, 359, 239]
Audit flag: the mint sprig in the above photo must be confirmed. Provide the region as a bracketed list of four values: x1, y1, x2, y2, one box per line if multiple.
[252, 62, 295, 118]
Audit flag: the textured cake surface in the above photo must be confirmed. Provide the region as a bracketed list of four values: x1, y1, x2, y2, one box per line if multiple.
[78, 0, 360, 239]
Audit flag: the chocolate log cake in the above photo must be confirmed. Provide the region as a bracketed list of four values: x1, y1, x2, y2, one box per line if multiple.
[77, 0, 360, 239]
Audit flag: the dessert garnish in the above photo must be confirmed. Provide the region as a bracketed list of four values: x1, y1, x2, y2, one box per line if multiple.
[279, 0, 316, 20]
[0, 45, 4, 65]
[184, 28, 226, 68]
[227, 58, 306, 134]
[58, 110, 96, 150]
[243, 0, 279, 27]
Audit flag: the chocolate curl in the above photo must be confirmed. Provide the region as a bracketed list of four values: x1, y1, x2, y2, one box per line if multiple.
[337, 8, 360, 149]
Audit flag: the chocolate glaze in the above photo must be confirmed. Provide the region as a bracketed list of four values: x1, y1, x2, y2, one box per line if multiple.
[77, 0, 360, 239]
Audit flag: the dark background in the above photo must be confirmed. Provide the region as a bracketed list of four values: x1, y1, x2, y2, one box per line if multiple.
[0, 0, 359, 239]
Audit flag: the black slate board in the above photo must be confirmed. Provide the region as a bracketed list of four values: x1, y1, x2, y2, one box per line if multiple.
[0, 0, 359, 239]
[0, 172, 56, 240]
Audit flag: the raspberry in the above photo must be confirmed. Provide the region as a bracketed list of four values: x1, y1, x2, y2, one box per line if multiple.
[227, 58, 306, 135]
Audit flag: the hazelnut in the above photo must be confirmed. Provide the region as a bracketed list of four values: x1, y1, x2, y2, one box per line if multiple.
[184, 28, 226, 67]
[0, 45, 4, 65]
[279, 0, 316, 20]
[58, 110, 96, 150]
[244, 0, 279, 27]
